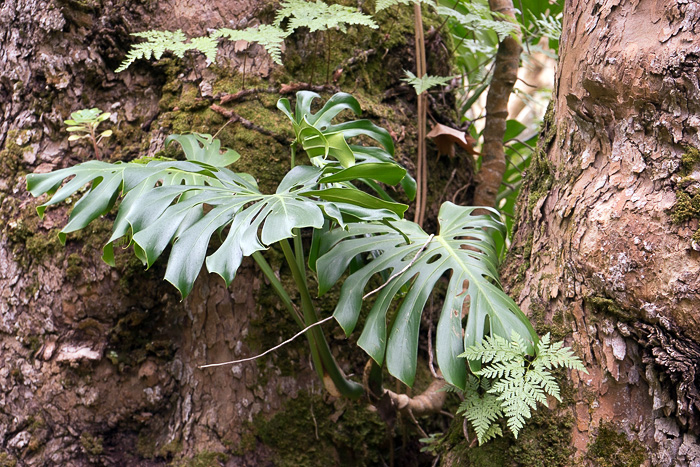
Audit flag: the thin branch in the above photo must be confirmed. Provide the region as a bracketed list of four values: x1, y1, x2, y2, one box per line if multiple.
[363, 234, 434, 300]
[198, 315, 334, 369]
[472, 0, 523, 207]
[210, 104, 292, 146]
[413, 2, 428, 227]
[427, 323, 443, 380]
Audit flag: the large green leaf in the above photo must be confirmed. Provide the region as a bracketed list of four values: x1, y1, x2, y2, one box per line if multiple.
[278, 92, 414, 201]
[164, 133, 241, 167]
[278, 91, 393, 167]
[316, 202, 537, 389]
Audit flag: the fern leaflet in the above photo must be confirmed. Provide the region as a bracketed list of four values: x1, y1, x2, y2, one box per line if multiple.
[401, 71, 454, 95]
[274, 0, 378, 33]
[375, 0, 436, 13]
[459, 332, 586, 443]
[436, 5, 518, 41]
[213, 25, 288, 65]
[116, 30, 218, 72]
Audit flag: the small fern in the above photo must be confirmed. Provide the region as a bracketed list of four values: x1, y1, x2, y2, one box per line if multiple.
[213, 25, 288, 65]
[401, 70, 454, 95]
[457, 376, 504, 444]
[116, 0, 378, 71]
[116, 30, 219, 72]
[274, 0, 378, 33]
[458, 332, 586, 444]
[375, 0, 436, 13]
[436, 5, 518, 41]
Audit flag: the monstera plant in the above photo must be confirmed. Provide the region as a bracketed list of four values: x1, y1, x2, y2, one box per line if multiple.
[26, 91, 537, 399]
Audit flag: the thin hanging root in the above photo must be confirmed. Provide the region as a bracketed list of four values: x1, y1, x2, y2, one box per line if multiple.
[384, 378, 448, 416]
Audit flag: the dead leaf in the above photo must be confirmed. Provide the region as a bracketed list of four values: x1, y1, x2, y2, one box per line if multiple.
[426, 123, 480, 158]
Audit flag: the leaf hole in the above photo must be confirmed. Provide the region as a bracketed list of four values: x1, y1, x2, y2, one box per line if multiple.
[425, 254, 441, 264]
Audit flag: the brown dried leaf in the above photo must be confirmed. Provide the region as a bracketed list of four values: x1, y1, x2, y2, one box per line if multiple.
[427, 123, 480, 158]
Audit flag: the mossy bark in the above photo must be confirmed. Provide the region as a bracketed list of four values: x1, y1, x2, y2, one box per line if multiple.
[0, 0, 465, 465]
[442, 0, 700, 465]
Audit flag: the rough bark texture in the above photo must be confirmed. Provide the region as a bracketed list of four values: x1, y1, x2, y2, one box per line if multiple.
[468, 0, 700, 464]
[472, 0, 522, 207]
[0, 0, 467, 464]
[439, 0, 700, 465]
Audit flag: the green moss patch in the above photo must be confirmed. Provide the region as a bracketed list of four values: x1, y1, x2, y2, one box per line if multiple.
[585, 295, 638, 322]
[586, 422, 647, 467]
[440, 407, 574, 466]
[253, 391, 386, 466]
[526, 101, 555, 214]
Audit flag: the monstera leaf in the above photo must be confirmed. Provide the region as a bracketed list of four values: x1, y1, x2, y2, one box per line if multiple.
[277, 91, 394, 167]
[26, 133, 239, 250]
[277, 91, 415, 201]
[27, 129, 409, 298]
[315, 202, 537, 389]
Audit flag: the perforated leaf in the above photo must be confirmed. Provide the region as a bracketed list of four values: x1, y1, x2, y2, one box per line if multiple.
[316, 202, 537, 388]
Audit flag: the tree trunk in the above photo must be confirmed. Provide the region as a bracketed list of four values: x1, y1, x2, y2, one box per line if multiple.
[0, 0, 463, 465]
[445, 0, 700, 465]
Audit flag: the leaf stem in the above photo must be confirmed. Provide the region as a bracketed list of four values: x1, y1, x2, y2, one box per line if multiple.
[293, 228, 305, 277]
[251, 251, 304, 327]
[280, 239, 363, 398]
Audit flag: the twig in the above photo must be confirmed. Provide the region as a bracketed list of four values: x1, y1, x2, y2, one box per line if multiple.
[438, 169, 457, 205]
[279, 82, 339, 94]
[198, 315, 334, 369]
[362, 234, 434, 300]
[427, 323, 442, 380]
[310, 398, 320, 440]
[406, 408, 429, 438]
[451, 184, 470, 204]
[219, 87, 278, 104]
[210, 104, 292, 146]
[413, 2, 428, 227]
[338, 48, 376, 71]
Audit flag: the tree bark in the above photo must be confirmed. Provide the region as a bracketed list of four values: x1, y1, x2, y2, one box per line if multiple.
[447, 0, 700, 464]
[0, 0, 461, 465]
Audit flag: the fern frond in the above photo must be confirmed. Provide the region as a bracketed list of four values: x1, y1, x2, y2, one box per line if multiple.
[458, 376, 503, 444]
[476, 360, 524, 380]
[527, 368, 560, 401]
[461, 333, 522, 364]
[436, 5, 518, 41]
[116, 30, 219, 72]
[275, 0, 377, 33]
[375, 0, 436, 13]
[214, 25, 288, 65]
[534, 333, 587, 372]
[401, 71, 454, 95]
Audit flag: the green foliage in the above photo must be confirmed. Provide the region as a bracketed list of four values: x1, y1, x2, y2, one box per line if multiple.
[65, 108, 113, 141]
[316, 203, 537, 388]
[213, 25, 288, 64]
[116, 0, 377, 70]
[437, 4, 518, 42]
[27, 91, 546, 399]
[458, 332, 585, 444]
[27, 94, 408, 300]
[401, 70, 454, 95]
[457, 376, 503, 443]
[115, 30, 219, 72]
[374, 0, 436, 13]
[274, 0, 377, 33]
